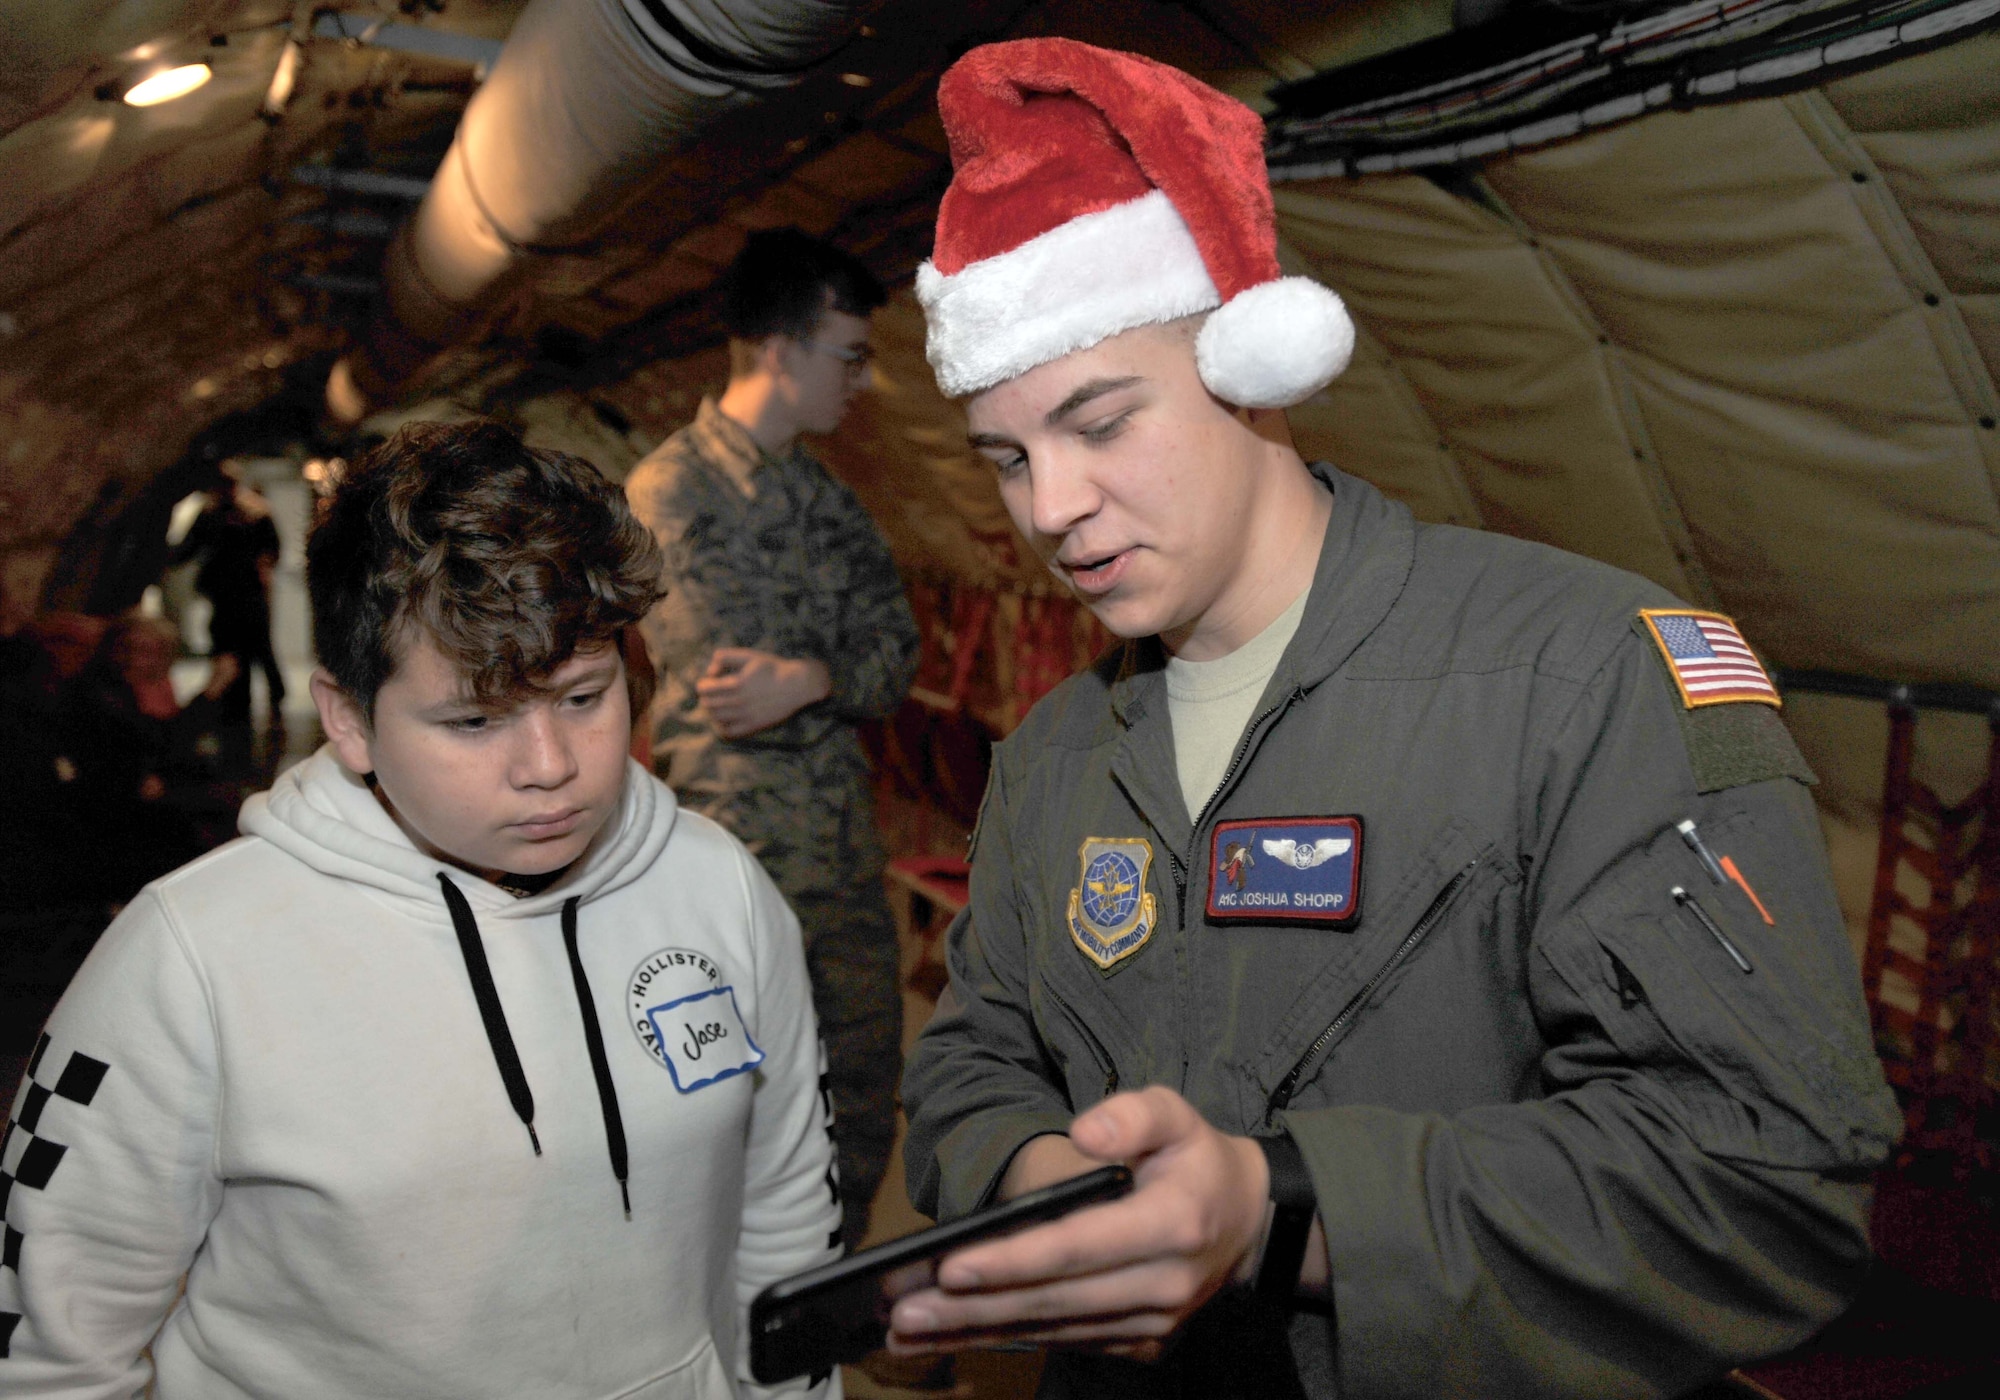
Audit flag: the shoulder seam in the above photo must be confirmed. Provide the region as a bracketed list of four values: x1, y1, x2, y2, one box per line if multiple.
[1539, 627, 1657, 783]
[1338, 658, 1602, 690]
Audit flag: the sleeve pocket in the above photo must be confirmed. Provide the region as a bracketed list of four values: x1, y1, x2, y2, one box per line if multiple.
[1542, 801, 1897, 1173]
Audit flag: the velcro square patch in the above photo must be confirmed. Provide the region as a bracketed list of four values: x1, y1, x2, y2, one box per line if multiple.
[1640, 609, 1780, 710]
[1207, 817, 1362, 926]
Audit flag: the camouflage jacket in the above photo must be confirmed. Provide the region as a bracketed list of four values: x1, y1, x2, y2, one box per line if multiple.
[625, 398, 919, 815]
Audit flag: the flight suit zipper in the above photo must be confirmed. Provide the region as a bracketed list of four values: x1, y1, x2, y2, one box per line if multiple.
[1164, 685, 1307, 1097]
[1266, 857, 1481, 1119]
[1044, 978, 1119, 1101]
[1169, 684, 1308, 924]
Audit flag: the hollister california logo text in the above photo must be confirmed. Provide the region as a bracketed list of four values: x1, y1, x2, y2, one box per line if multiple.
[629, 948, 764, 1093]
[1067, 836, 1159, 970]
[629, 949, 719, 1065]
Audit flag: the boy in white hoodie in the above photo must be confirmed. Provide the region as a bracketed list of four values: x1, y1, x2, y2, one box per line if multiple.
[0, 422, 842, 1400]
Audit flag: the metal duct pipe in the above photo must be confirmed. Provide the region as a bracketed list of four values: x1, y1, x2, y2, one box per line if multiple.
[326, 0, 872, 423]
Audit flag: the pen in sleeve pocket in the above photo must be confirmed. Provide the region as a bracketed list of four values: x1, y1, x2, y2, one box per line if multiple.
[1675, 819, 1729, 886]
[1672, 886, 1754, 974]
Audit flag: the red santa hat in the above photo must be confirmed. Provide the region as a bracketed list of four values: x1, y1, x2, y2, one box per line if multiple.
[916, 38, 1353, 406]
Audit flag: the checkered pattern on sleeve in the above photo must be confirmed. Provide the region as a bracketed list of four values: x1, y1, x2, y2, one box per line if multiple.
[2, 1032, 110, 1358]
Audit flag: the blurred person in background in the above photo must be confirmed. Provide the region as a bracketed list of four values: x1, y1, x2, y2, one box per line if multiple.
[176, 460, 284, 726]
[0, 613, 107, 906]
[0, 613, 110, 1046]
[626, 228, 919, 1254]
[62, 614, 206, 904]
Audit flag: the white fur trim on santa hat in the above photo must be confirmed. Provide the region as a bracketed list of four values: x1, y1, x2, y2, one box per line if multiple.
[1195, 277, 1355, 409]
[917, 190, 1220, 399]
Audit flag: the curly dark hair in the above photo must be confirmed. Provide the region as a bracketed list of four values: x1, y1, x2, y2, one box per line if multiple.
[307, 420, 665, 718]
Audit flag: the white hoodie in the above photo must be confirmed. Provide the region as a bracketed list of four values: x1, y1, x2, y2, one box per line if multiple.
[0, 750, 841, 1400]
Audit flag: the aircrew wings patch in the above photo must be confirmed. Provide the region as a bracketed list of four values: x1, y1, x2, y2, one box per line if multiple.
[1639, 609, 1780, 710]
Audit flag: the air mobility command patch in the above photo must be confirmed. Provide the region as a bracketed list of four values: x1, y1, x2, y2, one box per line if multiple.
[1638, 609, 1781, 710]
[1207, 816, 1363, 926]
[1068, 837, 1159, 970]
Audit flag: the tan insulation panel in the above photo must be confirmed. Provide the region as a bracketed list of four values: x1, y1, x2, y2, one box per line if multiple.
[1482, 92, 1999, 686]
[1284, 317, 1485, 530]
[1824, 34, 2000, 298]
[1822, 36, 2000, 412]
[1222, 0, 1455, 80]
[1274, 176, 1700, 596]
[138, 115, 270, 224]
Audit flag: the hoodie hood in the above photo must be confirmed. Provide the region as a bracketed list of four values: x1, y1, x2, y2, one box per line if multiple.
[240, 746, 676, 921]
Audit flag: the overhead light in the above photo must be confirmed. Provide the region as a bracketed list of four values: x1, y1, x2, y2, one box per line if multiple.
[263, 40, 302, 118]
[839, 72, 872, 87]
[123, 63, 212, 106]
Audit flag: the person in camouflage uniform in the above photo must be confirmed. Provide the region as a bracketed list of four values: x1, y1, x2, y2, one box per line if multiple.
[625, 229, 919, 1251]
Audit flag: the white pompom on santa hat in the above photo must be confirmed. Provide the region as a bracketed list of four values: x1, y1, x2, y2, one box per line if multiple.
[916, 38, 1353, 407]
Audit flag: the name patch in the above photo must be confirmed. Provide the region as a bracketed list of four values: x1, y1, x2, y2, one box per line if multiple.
[1207, 816, 1363, 926]
[644, 984, 765, 1093]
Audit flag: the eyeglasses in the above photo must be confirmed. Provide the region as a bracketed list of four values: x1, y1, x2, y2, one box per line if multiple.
[803, 339, 876, 374]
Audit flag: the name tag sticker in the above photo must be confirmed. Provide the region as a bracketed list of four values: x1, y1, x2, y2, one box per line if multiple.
[1208, 816, 1363, 927]
[644, 985, 765, 1093]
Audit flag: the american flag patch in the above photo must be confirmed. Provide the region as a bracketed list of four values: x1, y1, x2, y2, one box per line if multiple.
[1639, 609, 1781, 710]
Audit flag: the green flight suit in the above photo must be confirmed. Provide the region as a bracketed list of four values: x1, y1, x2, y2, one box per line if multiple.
[628, 398, 920, 1250]
[903, 465, 1899, 1398]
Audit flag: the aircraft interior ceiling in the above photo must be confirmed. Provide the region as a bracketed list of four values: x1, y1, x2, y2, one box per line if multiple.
[10, 9, 2000, 1385]
[0, 0, 1995, 706]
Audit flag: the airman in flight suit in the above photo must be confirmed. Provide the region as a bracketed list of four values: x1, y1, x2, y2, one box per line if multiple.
[890, 39, 1898, 1399]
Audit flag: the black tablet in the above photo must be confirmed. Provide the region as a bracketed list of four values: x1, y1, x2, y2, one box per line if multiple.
[748, 1163, 1135, 1384]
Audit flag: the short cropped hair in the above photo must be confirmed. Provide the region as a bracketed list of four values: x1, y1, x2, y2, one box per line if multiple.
[307, 421, 664, 719]
[719, 227, 885, 349]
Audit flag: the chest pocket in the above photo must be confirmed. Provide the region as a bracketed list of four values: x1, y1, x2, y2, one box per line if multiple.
[1245, 818, 1515, 1120]
[1032, 974, 1123, 1112]
[1541, 803, 1897, 1172]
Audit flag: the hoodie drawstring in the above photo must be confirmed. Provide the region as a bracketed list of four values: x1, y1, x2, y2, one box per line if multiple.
[439, 872, 541, 1156]
[438, 873, 632, 1219]
[562, 897, 632, 1218]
